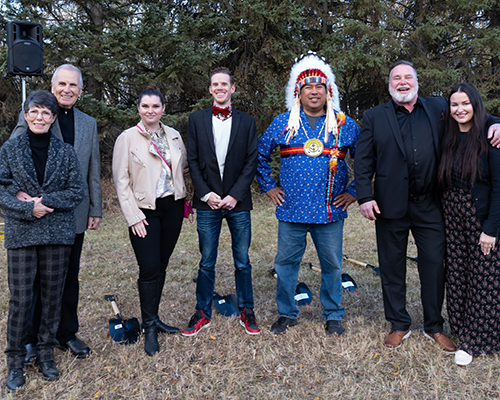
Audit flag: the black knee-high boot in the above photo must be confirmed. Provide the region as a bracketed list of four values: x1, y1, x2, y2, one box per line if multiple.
[156, 272, 179, 334]
[137, 280, 159, 356]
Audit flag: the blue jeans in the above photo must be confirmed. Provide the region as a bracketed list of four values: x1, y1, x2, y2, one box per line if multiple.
[274, 220, 345, 321]
[195, 209, 254, 319]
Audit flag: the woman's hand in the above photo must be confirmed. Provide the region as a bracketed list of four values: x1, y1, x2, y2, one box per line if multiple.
[479, 232, 496, 255]
[16, 190, 33, 202]
[131, 219, 149, 238]
[32, 197, 54, 219]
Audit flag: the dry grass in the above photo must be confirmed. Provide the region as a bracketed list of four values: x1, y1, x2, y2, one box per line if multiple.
[1, 191, 499, 399]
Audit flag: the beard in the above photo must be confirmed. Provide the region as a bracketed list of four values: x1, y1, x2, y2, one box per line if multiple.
[389, 83, 419, 104]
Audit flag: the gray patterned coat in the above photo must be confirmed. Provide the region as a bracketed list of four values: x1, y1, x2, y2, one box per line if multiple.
[0, 132, 84, 249]
[12, 108, 102, 233]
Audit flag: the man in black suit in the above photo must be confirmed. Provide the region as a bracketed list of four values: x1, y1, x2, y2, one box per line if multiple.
[355, 60, 500, 351]
[183, 67, 260, 336]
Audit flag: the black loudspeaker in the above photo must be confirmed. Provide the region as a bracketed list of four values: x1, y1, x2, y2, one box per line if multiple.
[7, 21, 43, 76]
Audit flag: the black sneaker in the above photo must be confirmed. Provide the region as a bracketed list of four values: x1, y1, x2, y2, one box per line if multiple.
[6, 368, 25, 392]
[270, 316, 298, 334]
[325, 320, 344, 336]
[240, 308, 261, 335]
[38, 360, 60, 381]
[181, 310, 211, 337]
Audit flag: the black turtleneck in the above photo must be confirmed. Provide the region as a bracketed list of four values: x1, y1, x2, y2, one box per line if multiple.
[58, 106, 75, 146]
[28, 129, 51, 186]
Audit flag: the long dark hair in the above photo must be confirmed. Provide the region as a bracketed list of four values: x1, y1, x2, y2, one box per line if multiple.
[438, 82, 488, 189]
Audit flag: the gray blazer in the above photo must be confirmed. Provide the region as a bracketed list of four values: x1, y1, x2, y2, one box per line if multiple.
[12, 108, 102, 233]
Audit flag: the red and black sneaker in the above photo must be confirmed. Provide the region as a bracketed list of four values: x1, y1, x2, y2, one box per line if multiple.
[181, 310, 211, 337]
[239, 308, 261, 335]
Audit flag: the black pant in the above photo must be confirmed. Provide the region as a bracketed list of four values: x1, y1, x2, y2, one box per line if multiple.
[129, 196, 184, 284]
[375, 197, 446, 333]
[26, 233, 85, 345]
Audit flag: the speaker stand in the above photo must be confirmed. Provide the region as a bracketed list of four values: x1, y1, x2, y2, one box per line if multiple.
[22, 77, 27, 105]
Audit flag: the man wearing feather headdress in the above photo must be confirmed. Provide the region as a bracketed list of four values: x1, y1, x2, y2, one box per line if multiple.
[257, 52, 360, 335]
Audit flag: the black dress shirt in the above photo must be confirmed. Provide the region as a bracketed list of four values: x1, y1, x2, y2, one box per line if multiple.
[394, 99, 438, 196]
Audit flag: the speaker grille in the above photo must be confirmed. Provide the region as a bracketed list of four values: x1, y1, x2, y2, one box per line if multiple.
[7, 21, 43, 76]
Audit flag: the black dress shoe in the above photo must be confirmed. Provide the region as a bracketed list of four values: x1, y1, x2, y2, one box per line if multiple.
[60, 337, 90, 359]
[38, 360, 59, 381]
[24, 343, 38, 367]
[6, 368, 25, 391]
[156, 319, 179, 334]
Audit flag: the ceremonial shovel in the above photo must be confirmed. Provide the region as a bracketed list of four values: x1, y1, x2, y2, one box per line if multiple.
[104, 295, 140, 344]
[306, 263, 358, 293]
[213, 292, 239, 316]
[342, 255, 381, 276]
[269, 268, 313, 306]
[193, 278, 239, 317]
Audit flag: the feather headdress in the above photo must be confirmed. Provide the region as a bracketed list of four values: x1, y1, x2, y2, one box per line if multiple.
[284, 51, 341, 144]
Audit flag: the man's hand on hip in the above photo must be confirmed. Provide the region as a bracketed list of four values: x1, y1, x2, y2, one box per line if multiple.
[266, 187, 285, 207]
[334, 192, 357, 211]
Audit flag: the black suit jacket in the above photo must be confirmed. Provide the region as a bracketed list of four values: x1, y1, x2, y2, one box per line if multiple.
[187, 107, 258, 211]
[469, 129, 500, 238]
[354, 97, 447, 219]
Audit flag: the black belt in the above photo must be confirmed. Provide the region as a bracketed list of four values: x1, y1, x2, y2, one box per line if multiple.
[409, 192, 433, 202]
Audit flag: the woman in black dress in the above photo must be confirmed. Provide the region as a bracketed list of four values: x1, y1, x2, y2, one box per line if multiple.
[438, 82, 500, 366]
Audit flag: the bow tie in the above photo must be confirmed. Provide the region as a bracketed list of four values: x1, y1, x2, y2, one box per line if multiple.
[212, 105, 231, 117]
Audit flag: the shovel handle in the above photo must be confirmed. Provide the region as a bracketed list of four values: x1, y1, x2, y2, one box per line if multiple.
[343, 256, 365, 267]
[343, 255, 372, 268]
[110, 300, 122, 320]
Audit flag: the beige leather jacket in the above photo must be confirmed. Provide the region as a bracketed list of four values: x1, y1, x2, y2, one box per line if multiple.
[113, 120, 188, 226]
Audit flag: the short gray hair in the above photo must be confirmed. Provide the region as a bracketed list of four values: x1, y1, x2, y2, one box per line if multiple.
[51, 64, 84, 88]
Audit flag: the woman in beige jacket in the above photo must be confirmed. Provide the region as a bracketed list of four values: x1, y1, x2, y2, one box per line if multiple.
[112, 85, 188, 356]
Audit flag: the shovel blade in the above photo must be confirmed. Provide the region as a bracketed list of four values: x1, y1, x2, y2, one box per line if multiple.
[109, 317, 140, 345]
[341, 272, 358, 293]
[123, 318, 140, 344]
[109, 318, 127, 343]
[295, 282, 312, 306]
[213, 293, 239, 317]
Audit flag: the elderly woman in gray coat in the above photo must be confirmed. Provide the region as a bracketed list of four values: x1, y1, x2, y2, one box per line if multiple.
[0, 90, 83, 391]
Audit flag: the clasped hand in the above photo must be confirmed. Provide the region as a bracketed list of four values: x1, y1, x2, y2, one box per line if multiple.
[207, 193, 237, 210]
[16, 190, 54, 219]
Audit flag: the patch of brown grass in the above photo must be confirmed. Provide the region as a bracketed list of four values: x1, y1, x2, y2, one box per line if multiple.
[1, 194, 499, 399]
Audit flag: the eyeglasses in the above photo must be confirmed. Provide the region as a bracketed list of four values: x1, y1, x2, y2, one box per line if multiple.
[27, 110, 53, 120]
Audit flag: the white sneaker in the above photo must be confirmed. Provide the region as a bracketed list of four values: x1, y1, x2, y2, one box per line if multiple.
[455, 350, 473, 366]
